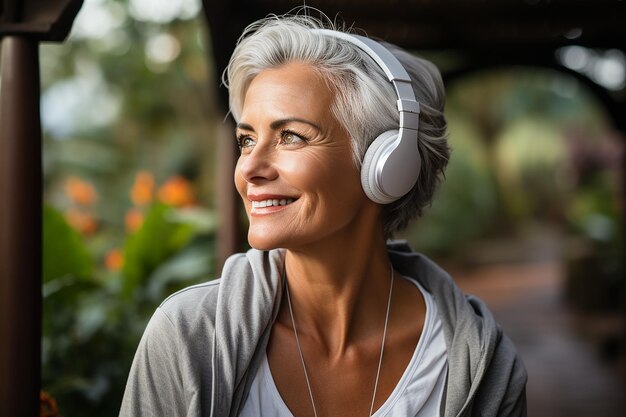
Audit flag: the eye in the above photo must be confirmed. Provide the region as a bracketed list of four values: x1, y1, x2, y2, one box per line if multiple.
[280, 130, 305, 145]
[236, 134, 255, 152]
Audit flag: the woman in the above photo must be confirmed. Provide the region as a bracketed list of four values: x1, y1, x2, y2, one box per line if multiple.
[120, 14, 527, 417]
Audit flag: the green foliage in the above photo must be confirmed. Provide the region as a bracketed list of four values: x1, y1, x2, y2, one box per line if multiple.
[405, 114, 498, 254]
[43, 204, 93, 283]
[122, 204, 195, 298]
[494, 118, 568, 222]
[40, 2, 219, 414]
[43, 205, 121, 416]
[406, 67, 622, 264]
[42, 202, 215, 417]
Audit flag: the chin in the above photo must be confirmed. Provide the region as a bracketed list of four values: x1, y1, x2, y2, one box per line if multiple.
[247, 239, 277, 251]
[246, 219, 304, 250]
[247, 231, 283, 251]
[247, 232, 316, 252]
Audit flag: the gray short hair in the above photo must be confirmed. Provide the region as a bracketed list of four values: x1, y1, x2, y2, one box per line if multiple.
[224, 14, 450, 236]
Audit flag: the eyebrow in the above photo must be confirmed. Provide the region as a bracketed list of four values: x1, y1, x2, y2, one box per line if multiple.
[236, 118, 322, 132]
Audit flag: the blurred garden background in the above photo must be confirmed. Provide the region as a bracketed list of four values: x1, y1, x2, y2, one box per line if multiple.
[37, 0, 624, 416]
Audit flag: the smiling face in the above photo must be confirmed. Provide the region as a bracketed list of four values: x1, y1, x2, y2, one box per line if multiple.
[234, 62, 380, 251]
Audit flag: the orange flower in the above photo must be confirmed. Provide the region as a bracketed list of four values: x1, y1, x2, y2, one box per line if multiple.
[125, 208, 144, 232]
[131, 171, 155, 206]
[64, 176, 97, 206]
[65, 208, 98, 235]
[157, 176, 194, 207]
[40, 390, 59, 417]
[104, 248, 124, 271]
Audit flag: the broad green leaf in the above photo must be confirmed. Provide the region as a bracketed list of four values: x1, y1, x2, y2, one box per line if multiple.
[121, 204, 194, 297]
[43, 204, 93, 283]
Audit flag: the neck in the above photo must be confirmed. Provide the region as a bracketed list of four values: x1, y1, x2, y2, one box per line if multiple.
[281, 221, 392, 359]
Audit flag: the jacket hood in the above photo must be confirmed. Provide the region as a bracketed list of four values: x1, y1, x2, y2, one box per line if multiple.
[387, 241, 503, 417]
[211, 249, 285, 416]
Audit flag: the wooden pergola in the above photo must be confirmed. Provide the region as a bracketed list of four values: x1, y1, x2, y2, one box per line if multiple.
[1, 0, 625, 415]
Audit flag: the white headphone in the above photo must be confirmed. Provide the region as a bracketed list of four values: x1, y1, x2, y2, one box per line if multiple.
[313, 29, 422, 204]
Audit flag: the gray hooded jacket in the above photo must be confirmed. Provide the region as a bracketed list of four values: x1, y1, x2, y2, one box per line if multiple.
[120, 242, 527, 417]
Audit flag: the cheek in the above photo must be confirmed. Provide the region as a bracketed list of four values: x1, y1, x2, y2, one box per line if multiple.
[281, 151, 362, 203]
[279, 153, 330, 192]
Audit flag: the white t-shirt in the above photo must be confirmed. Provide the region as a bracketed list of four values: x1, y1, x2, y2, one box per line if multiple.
[240, 279, 448, 416]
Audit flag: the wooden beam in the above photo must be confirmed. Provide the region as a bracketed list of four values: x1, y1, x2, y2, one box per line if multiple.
[208, 0, 626, 49]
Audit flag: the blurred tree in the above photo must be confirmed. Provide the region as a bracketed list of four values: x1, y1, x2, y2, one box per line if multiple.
[405, 67, 622, 266]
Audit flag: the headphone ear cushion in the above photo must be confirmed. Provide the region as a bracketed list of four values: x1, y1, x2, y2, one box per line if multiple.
[361, 130, 400, 204]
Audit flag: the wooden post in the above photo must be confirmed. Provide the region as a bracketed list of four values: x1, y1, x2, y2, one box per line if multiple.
[202, 1, 247, 271]
[0, 36, 42, 417]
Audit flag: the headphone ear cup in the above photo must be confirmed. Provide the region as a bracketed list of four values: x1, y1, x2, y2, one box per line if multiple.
[361, 130, 400, 204]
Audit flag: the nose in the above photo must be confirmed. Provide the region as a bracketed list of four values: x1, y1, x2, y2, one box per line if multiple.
[237, 142, 278, 184]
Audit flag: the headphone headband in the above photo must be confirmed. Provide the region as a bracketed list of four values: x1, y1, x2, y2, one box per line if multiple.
[312, 29, 422, 203]
[312, 29, 420, 123]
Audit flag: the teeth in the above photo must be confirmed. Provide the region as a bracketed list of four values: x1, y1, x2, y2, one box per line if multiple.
[252, 198, 294, 208]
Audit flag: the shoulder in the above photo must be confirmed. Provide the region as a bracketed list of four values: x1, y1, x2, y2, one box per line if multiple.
[121, 249, 278, 417]
[142, 278, 224, 369]
[473, 332, 528, 416]
[158, 278, 222, 330]
[120, 279, 224, 417]
[156, 250, 256, 327]
[155, 247, 284, 336]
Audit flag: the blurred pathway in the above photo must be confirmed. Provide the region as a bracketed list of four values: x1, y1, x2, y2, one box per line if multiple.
[450, 261, 626, 417]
